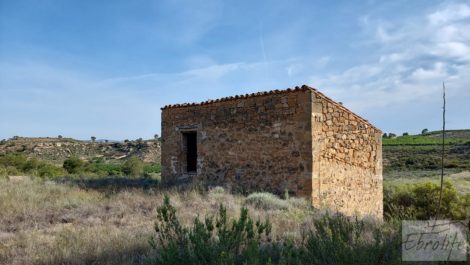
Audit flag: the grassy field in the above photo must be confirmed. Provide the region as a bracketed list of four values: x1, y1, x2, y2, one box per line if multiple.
[1, 131, 469, 264]
[0, 176, 468, 264]
[383, 129, 470, 145]
[385, 170, 470, 194]
[382, 130, 470, 194]
[0, 177, 322, 265]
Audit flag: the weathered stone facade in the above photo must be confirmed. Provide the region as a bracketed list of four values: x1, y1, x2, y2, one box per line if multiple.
[161, 85, 383, 218]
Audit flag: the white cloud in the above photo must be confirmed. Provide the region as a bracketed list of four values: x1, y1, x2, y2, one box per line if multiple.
[308, 2, 470, 132]
[432, 42, 470, 60]
[411, 62, 447, 81]
[427, 3, 470, 25]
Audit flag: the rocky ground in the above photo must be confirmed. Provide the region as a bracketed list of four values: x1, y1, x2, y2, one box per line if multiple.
[0, 137, 161, 165]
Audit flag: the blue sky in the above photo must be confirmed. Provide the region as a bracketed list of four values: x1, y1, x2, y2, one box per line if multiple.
[1, 0, 469, 140]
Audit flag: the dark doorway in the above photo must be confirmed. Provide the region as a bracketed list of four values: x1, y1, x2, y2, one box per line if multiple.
[183, 132, 197, 173]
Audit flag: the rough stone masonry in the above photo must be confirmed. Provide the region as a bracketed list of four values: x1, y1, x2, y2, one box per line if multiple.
[161, 85, 383, 218]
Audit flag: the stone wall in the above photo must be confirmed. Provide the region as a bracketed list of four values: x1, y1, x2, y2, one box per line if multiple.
[311, 92, 383, 217]
[161, 89, 313, 196]
[161, 85, 383, 218]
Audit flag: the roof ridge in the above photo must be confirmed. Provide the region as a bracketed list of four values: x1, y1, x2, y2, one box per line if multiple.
[161, 85, 309, 110]
[162, 84, 381, 132]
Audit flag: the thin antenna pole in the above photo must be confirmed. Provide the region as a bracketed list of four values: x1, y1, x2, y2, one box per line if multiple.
[437, 82, 446, 218]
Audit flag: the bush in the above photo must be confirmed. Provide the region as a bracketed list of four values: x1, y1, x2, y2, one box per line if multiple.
[0, 154, 27, 169]
[0, 165, 7, 178]
[63, 156, 84, 174]
[304, 214, 401, 264]
[38, 164, 65, 178]
[144, 172, 161, 181]
[0, 154, 65, 178]
[6, 166, 19, 176]
[209, 186, 225, 194]
[149, 196, 273, 265]
[384, 181, 467, 220]
[245, 192, 290, 210]
[144, 163, 161, 174]
[23, 158, 40, 173]
[122, 156, 144, 177]
[87, 162, 122, 176]
[149, 196, 402, 264]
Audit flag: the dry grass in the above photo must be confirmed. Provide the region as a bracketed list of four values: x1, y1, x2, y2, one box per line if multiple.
[0, 178, 316, 265]
[385, 170, 470, 194]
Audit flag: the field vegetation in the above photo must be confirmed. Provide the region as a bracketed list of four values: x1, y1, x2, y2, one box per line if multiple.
[0, 175, 468, 264]
[0, 154, 161, 179]
[382, 129, 470, 145]
[1, 131, 469, 264]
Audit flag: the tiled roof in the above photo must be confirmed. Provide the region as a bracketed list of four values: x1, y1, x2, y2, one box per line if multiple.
[161, 85, 381, 132]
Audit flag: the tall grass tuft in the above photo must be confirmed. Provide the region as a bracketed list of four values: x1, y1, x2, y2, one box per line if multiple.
[245, 192, 290, 210]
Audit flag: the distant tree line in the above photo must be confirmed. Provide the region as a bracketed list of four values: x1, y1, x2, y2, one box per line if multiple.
[382, 128, 430, 138]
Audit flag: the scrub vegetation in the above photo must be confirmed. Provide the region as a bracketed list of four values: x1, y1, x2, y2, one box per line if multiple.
[0, 131, 469, 264]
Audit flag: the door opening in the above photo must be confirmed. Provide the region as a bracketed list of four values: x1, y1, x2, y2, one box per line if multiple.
[183, 132, 197, 173]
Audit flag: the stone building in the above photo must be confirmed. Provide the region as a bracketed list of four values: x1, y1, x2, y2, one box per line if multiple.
[161, 85, 383, 217]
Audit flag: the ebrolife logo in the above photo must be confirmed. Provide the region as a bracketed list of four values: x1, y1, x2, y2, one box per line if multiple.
[402, 220, 468, 261]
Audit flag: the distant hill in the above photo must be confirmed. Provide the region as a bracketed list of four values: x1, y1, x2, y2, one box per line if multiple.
[382, 129, 470, 172]
[383, 129, 470, 145]
[1, 130, 468, 172]
[0, 137, 161, 165]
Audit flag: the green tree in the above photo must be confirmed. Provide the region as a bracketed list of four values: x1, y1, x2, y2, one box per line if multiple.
[402, 132, 409, 136]
[58, 135, 63, 139]
[63, 156, 84, 174]
[421, 128, 429, 135]
[122, 156, 144, 177]
[91, 136, 96, 142]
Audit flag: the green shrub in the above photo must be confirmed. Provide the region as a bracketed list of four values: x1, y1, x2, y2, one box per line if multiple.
[122, 156, 144, 177]
[22, 157, 40, 172]
[0, 154, 28, 169]
[245, 192, 289, 210]
[144, 163, 161, 174]
[87, 162, 122, 176]
[384, 181, 467, 220]
[149, 196, 272, 265]
[144, 172, 161, 181]
[304, 214, 401, 264]
[149, 196, 403, 264]
[38, 164, 65, 178]
[63, 156, 85, 174]
[6, 166, 19, 176]
[0, 154, 67, 178]
[0, 165, 7, 178]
